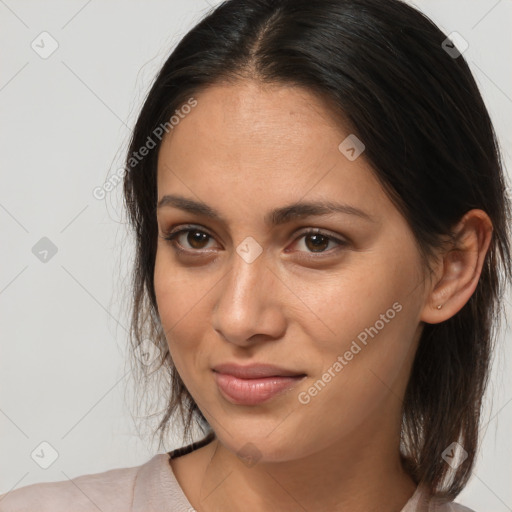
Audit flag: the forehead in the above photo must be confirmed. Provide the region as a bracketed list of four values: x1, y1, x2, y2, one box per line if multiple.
[183, 79, 343, 133]
[156, 80, 390, 221]
[159, 80, 346, 170]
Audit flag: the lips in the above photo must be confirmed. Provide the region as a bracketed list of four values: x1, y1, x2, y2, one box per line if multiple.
[212, 363, 307, 405]
[212, 363, 306, 379]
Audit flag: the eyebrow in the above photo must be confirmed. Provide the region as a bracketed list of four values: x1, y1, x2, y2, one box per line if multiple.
[156, 194, 376, 225]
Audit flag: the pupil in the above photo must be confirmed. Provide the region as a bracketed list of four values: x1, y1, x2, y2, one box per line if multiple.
[188, 231, 208, 249]
[306, 234, 328, 252]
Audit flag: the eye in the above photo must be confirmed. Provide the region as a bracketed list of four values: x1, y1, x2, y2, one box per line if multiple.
[161, 225, 219, 252]
[290, 229, 347, 254]
[160, 225, 348, 256]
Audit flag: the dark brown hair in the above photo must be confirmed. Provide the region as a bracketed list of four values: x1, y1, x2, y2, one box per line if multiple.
[122, 0, 511, 500]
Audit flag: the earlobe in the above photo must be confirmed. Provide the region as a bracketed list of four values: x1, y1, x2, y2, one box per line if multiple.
[420, 209, 493, 325]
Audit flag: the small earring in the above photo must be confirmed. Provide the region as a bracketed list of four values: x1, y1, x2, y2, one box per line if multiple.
[436, 304, 443, 310]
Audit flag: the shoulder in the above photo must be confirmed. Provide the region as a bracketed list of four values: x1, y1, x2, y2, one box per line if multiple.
[0, 454, 168, 512]
[438, 504, 476, 512]
[404, 484, 477, 512]
[427, 498, 477, 512]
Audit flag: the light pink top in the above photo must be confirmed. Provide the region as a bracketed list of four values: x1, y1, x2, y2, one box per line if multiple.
[0, 435, 476, 512]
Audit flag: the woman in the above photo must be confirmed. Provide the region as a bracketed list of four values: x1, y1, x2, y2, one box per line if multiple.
[1, 0, 510, 511]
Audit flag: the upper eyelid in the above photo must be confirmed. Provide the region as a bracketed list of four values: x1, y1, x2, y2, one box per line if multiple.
[165, 224, 216, 241]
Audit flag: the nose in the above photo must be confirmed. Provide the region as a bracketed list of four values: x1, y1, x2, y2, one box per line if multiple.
[212, 249, 286, 347]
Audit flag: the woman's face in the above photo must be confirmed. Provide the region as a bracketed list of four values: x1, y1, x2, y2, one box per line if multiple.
[154, 80, 430, 462]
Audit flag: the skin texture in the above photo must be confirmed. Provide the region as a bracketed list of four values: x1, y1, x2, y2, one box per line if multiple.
[154, 80, 493, 512]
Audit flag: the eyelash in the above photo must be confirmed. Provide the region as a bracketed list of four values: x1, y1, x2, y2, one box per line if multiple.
[160, 224, 348, 257]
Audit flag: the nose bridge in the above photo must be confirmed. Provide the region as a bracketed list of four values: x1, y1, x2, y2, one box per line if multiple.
[213, 247, 281, 344]
[221, 249, 267, 318]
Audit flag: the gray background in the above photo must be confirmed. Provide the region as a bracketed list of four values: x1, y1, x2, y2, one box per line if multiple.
[1, 1, 511, 510]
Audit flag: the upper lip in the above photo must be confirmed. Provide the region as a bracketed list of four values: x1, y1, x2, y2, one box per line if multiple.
[212, 363, 306, 379]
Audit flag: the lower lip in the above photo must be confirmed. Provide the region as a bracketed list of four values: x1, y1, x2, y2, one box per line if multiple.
[213, 371, 306, 405]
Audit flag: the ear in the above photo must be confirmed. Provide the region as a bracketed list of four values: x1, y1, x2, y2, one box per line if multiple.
[420, 209, 493, 324]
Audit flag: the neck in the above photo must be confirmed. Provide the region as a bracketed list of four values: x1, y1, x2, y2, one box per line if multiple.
[195, 415, 417, 512]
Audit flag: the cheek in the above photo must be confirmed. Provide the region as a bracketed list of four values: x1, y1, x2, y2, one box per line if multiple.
[295, 247, 423, 401]
[297, 258, 422, 408]
[154, 250, 206, 326]
[293, 260, 414, 349]
[153, 254, 207, 361]
[294, 303, 419, 451]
